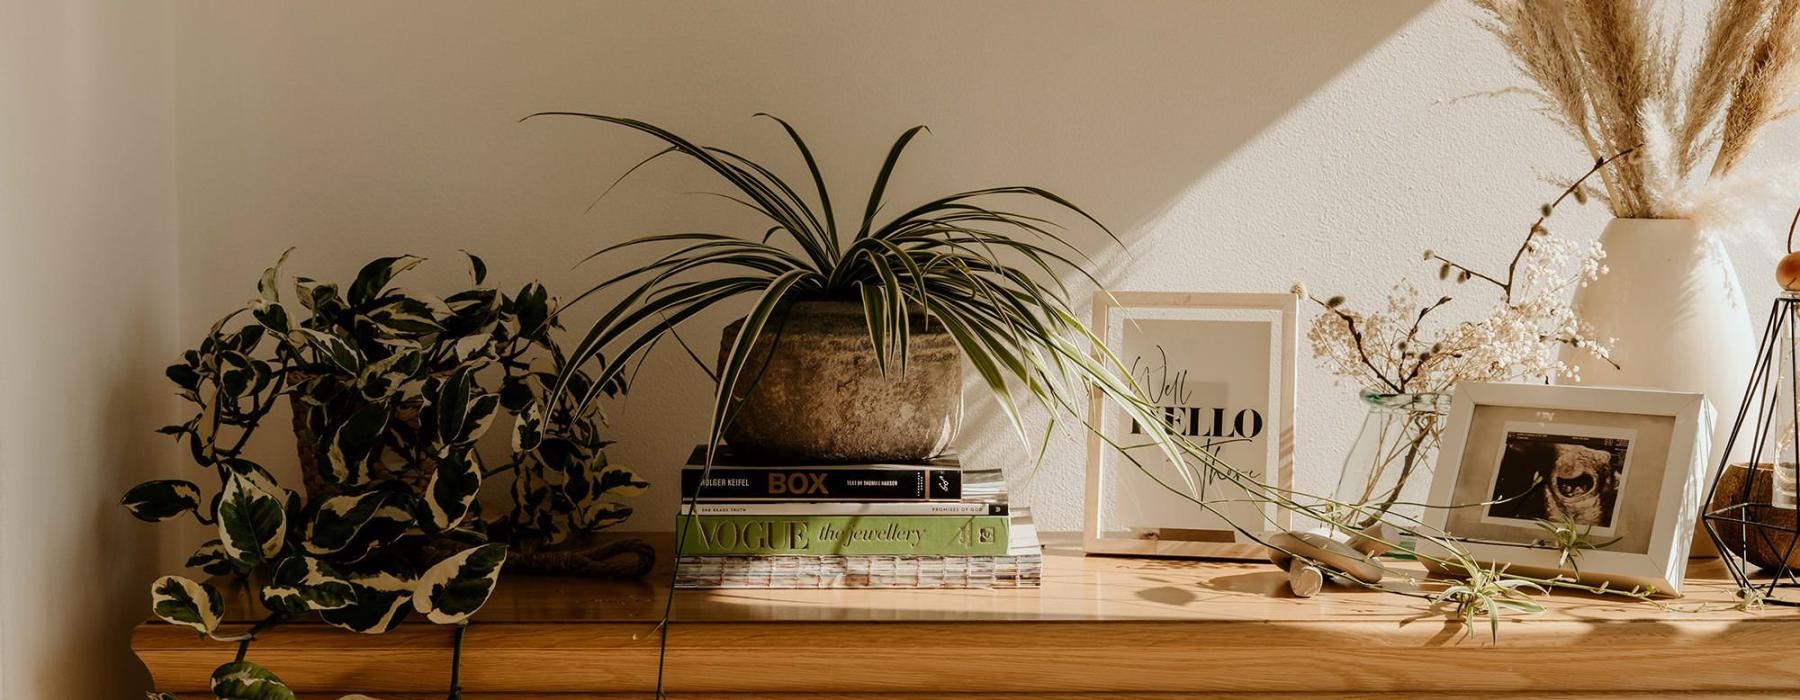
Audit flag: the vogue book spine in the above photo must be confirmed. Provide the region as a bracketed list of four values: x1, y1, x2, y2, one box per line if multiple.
[677, 514, 1009, 556]
[682, 501, 1004, 516]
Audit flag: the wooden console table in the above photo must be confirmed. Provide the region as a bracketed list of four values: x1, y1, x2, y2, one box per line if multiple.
[133, 533, 1800, 698]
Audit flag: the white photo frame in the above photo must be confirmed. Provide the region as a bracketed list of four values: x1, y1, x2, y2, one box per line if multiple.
[1083, 292, 1297, 560]
[1418, 383, 1714, 595]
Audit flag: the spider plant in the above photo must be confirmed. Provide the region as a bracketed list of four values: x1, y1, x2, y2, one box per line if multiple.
[523, 112, 1212, 475]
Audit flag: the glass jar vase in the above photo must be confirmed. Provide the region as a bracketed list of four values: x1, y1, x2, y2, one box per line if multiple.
[1332, 389, 1451, 534]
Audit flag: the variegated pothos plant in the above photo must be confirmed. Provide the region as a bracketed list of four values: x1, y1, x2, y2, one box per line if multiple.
[125, 251, 646, 699]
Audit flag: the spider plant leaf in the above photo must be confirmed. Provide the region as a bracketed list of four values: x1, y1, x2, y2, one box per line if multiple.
[524, 112, 830, 269]
[564, 277, 769, 409]
[855, 125, 929, 242]
[756, 113, 837, 245]
[705, 145, 824, 245]
[857, 282, 888, 377]
[923, 298, 1028, 444]
[708, 269, 814, 462]
[585, 145, 678, 214]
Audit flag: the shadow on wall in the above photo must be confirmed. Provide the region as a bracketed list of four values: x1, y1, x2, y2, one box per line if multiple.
[171, 0, 1433, 530]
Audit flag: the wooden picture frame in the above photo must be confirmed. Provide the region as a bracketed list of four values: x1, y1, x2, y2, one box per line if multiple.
[1417, 382, 1713, 595]
[1083, 291, 1297, 560]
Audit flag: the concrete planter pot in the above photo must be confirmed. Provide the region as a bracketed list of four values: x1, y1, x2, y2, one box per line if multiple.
[718, 299, 962, 463]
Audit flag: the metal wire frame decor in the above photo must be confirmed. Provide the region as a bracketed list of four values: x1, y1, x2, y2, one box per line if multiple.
[1704, 292, 1800, 605]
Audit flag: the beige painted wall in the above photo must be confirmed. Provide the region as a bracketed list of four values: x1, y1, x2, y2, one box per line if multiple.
[168, 0, 1800, 536]
[0, 0, 179, 695]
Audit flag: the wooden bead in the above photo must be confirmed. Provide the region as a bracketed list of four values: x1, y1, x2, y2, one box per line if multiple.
[1777, 252, 1800, 291]
[1288, 564, 1324, 598]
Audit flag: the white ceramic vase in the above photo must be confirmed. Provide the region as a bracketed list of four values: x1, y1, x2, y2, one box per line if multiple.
[1562, 218, 1754, 555]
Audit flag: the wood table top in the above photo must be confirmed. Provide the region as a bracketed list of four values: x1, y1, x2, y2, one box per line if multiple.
[137, 532, 1800, 698]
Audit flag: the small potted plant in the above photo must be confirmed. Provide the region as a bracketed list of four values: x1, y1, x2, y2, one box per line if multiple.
[125, 251, 649, 696]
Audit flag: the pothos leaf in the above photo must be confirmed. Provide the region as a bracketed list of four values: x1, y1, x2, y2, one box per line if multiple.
[252, 301, 291, 336]
[512, 402, 544, 452]
[363, 294, 445, 337]
[150, 575, 223, 635]
[295, 328, 363, 374]
[422, 366, 475, 448]
[305, 491, 389, 555]
[217, 472, 286, 565]
[258, 247, 294, 304]
[293, 278, 341, 315]
[320, 568, 416, 634]
[457, 393, 501, 445]
[209, 660, 297, 700]
[422, 450, 482, 533]
[464, 250, 488, 286]
[259, 556, 356, 614]
[146, 692, 181, 700]
[348, 255, 426, 307]
[322, 401, 389, 485]
[514, 281, 552, 339]
[412, 543, 507, 625]
[591, 464, 649, 498]
[186, 539, 239, 577]
[121, 479, 203, 522]
[578, 501, 632, 530]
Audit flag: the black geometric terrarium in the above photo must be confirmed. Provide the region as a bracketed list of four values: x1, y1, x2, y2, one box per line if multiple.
[1704, 285, 1800, 605]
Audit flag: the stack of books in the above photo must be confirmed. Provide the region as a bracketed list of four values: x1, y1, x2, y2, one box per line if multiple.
[672, 446, 1041, 589]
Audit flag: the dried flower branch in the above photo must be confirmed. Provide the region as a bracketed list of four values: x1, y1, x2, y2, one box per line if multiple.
[1303, 157, 1619, 394]
[1474, 0, 1800, 218]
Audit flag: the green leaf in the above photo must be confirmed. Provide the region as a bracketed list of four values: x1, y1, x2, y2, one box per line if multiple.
[456, 393, 501, 445]
[258, 247, 294, 304]
[293, 278, 341, 314]
[422, 450, 482, 532]
[165, 363, 201, 392]
[347, 255, 425, 307]
[854, 124, 929, 242]
[363, 294, 445, 337]
[252, 301, 291, 336]
[259, 556, 356, 614]
[146, 692, 181, 700]
[186, 540, 238, 577]
[304, 491, 406, 557]
[412, 543, 507, 625]
[512, 402, 544, 452]
[428, 366, 475, 447]
[209, 660, 297, 700]
[464, 250, 488, 286]
[122, 480, 203, 522]
[295, 328, 363, 374]
[322, 401, 390, 485]
[320, 567, 416, 634]
[592, 464, 648, 499]
[356, 349, 423, 401]
[514, 282, 552, 339]
[151, 575, 224, 635]
[216, 472, 286, 565]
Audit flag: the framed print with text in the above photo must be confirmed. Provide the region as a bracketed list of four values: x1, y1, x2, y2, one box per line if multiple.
[1083, 291, 1297, 560]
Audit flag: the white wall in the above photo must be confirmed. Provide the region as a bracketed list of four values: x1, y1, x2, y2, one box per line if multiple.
[168, 0, 1798, 536]
[0, 0, 179, 696]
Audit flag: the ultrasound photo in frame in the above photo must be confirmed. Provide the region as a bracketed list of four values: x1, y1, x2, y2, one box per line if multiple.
[1083, 292, 1296, 560]
[1418, 383, 1713, 595]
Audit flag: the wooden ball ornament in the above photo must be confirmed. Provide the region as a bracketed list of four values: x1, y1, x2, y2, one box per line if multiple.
[1779, 251, 1800, 291]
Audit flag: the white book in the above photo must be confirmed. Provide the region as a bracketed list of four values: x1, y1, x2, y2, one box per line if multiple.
[681, 501, 1001, 516]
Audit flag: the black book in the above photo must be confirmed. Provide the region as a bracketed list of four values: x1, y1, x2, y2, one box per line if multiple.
[680, 447, 962, 502]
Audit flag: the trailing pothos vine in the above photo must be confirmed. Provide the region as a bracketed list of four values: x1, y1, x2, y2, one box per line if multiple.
[125, 251, 648, 699]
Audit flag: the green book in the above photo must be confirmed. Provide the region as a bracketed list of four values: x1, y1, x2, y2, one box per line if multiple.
[677, 514, 1010, 556]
